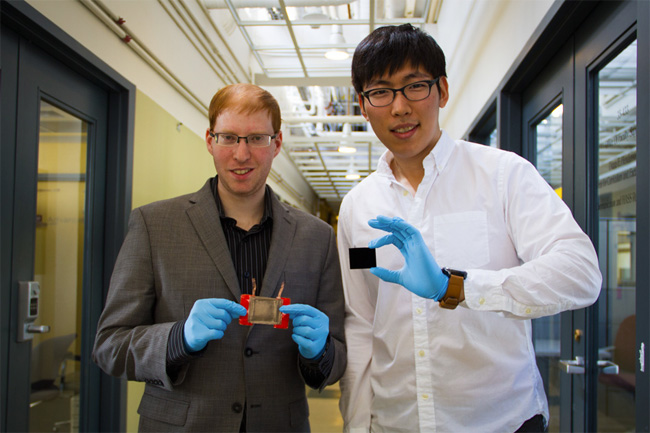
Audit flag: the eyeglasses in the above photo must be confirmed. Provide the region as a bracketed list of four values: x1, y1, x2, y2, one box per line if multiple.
[360, 78, 441, 107]
[209, 132, 277, 147]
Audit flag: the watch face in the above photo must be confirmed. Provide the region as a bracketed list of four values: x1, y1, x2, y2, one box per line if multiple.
[443, 268, 467, 279]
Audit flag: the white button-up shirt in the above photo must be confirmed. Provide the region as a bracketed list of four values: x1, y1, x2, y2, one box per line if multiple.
[337, 131, 601, 433]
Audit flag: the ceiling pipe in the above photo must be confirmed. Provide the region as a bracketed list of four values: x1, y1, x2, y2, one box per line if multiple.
[203, 0, 352, 8]
[78, 0, 208, 115]
[158, 0, 235, 85]
[176, 0, 241, 83]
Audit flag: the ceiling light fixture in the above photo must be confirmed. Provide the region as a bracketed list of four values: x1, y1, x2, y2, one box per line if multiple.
[325, 25, 349, 60]
[345, 159, 361, 180]
[338, 124, 355, 153]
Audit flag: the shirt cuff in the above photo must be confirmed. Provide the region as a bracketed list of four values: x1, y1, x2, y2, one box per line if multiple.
[166, 320, 202, 375]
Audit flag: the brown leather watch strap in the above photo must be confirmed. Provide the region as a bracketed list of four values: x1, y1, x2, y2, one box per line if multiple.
[439, 273, 464, 309]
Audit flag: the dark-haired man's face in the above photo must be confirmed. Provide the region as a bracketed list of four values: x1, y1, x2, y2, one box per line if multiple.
[359, 65, 448, 165]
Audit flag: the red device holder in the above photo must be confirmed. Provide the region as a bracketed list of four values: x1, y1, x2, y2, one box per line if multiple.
[239, 294, 290, 329]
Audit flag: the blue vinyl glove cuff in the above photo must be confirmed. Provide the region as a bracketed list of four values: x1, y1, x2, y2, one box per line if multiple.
[368, 215, 449, 301]
[279, 304, 329, 360]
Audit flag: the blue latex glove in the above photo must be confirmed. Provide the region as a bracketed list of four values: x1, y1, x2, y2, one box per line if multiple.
[279, 304, 329, 360]
[183, 299, 247, 352]
[368, 215, 449, 300]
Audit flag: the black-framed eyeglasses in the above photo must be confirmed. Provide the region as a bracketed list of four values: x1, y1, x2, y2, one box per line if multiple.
[209, 132, 277, 147]
[360, 78, 441, 107]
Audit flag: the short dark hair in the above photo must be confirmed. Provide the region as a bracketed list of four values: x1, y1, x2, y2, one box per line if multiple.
[351, 24, 447, 94]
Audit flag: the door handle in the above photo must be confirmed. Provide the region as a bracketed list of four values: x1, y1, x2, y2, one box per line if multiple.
[559, 356, 585, 374]
[559, 356, 620, 374]
[597, 360, 619, 375]
[26, 325, 50, 334]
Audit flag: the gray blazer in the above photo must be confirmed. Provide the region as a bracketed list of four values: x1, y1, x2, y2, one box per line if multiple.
[92, 180, 346, 432]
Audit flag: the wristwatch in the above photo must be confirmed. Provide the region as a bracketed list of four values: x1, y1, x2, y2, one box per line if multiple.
[439, 268, 467, 310]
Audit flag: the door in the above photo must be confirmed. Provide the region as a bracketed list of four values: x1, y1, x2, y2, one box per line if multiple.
[520, 1, 646, 431]
[522, 38, 576, 433]
[3, 24, 109, 433]
[577, 15, 638, 433]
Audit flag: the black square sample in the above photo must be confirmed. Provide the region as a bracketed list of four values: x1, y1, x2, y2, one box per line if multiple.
[349, 247, 377, 269]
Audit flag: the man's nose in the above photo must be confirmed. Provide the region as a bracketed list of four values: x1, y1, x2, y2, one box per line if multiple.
[390, 90, 412, 116]
[232, 139, 251, 160]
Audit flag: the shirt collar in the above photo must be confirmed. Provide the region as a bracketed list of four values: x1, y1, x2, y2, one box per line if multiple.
[376, 130, 455, 181]
[211, 176, 274, 224]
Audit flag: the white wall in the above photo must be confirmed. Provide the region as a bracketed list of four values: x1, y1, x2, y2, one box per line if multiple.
[432, 0, 556, 140]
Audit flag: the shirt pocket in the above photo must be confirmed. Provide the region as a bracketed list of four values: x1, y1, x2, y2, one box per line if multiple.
[433, 211, 490, 269]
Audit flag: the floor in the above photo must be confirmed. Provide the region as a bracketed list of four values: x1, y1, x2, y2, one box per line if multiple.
[307, 382, 344, 432]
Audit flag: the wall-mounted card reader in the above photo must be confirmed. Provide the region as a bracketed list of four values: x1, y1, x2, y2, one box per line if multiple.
[17, 281, 50, 342]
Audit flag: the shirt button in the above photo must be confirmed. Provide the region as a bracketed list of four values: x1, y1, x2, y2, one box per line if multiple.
[418, 350, 425, 357]
[245, 348, 253, 357]
[402, 190, 409, 196]
[416, 308, 423, 315]
[244, 271, 250, 278]
[479, 298, 485, 305]
[422, 394, 429, 400]
[525, 308, 532, 315]
[232, 402, 243, 413]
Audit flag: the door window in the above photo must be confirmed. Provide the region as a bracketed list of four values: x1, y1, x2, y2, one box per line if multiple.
[595, 40, 637, 433]
[29, 100, 86, 432]
[531, 103, 564, 432]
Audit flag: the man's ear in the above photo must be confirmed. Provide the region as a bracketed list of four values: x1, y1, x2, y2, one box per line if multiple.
[205, 129, 214, 154]
[358, 94, 369, 120]
[272, 130, 282, 157]
[438, 76, 450, 109]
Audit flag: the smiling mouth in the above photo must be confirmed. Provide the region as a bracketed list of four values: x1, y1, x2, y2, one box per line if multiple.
[392, 125, 417, 133]
[233, 169, 252, 175]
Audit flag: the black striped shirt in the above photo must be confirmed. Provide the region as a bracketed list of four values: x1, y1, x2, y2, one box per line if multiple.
[212, 177, 274, 295]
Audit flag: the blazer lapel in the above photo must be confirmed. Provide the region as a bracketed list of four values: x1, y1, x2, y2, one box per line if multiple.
[259, 192, 296, 298]
[185, 180, 241, 300]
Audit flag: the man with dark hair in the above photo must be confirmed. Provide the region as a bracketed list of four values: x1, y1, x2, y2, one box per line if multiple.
[337, 24, 601, 432]
[93, 83, 346, 432]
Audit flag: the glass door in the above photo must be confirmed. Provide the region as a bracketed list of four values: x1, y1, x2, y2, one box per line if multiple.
[28, 101, 88, 432]
[4, 30, 111, 432]
[531, 103, 565, 433]
[2, 4, 133, 431]
[594, 39, 637, 433]
[521, 38, 575, 432]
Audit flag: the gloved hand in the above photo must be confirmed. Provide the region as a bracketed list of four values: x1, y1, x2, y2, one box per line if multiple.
[183, 299, 247, 352]
[368, 215, 449, 301]
[279, 304, 329, 360]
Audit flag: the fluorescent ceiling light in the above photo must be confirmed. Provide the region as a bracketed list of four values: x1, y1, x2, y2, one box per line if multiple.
[325, 24, 349, 60]
[325, 49, 349, 60]
[338, 146, 356, 153]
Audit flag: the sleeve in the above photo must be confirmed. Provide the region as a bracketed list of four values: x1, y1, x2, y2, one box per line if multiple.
[166, 320, 202, 380]
[337, 201, 374, 433]
[298, 334, 334, 390]
[298, 225, 347, 390]
[463, 156, 602, 319]
[92, 208, 187, 390]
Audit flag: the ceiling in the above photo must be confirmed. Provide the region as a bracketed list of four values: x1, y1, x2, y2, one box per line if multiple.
[202, 0, 444, 207]
[74, 0, 443, 209]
